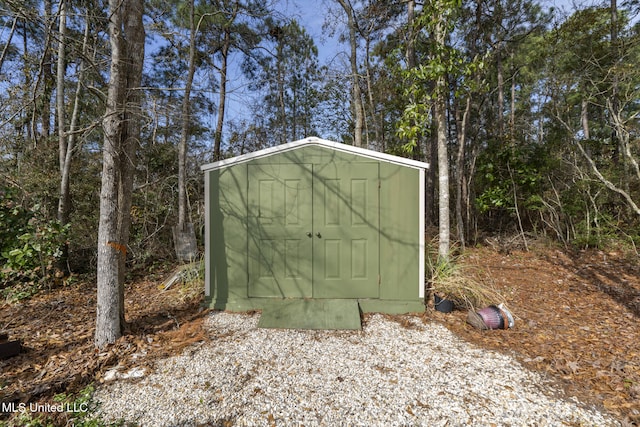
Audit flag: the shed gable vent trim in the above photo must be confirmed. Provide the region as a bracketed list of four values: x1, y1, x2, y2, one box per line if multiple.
[201, 136, 429, 172]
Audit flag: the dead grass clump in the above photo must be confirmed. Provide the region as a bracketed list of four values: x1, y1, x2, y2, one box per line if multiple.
[427, 253, 505, 310]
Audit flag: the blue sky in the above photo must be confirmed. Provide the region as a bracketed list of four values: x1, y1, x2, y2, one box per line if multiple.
[275, 0, 345, 64]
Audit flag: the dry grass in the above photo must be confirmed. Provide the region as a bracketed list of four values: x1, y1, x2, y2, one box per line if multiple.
[426, 249, 505, 310]
[160, 259, 205, 304]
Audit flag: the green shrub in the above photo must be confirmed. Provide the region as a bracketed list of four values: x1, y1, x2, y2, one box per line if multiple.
[0, 188, 69, 295]
[0, 187, 32, 261]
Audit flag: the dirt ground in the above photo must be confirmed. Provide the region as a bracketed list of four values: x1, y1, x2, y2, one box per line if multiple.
[1, 244, 639, 425]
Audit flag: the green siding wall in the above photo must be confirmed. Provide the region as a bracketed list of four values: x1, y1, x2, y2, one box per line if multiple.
[379, 162, 421, 301]
[208, 165, 249, 305]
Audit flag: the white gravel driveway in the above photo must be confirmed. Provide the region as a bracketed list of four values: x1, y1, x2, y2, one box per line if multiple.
[95, 312, 620, 426]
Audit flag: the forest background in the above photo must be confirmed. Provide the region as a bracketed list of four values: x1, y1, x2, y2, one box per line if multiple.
[1, 0, 639, 298]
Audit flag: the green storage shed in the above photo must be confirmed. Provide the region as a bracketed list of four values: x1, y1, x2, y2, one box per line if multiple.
[201, 137, 428, 326]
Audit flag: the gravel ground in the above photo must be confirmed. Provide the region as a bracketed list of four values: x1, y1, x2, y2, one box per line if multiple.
[95, 312, 620, 427]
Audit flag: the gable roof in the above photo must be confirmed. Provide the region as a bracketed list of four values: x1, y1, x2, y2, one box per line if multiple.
[201, 136, 429, 172]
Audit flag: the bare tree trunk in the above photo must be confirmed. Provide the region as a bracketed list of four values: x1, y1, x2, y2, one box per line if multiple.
[0, 16, 17, 74]
[436, 87, 450, 259]
[96, 81, 123, 350]
[609, 0, 630, 199]
[292, 83, 298, 141]
[364, 36, 379, 149]
[96, 0, 145, 349]
[496, 48, 504, 137]
[467, 143, 480, 241]
[426, 111, 437, 227]
[213, 30, 230, 160]
[610, 0, 618, 135]
[41, 0, 53, 140]
[455, 96, 471, 249]
[56, 0, 68, 224]
[178, 0, 196, 228]
[581, 98, 590, 139]
[399, 0, 416, 156]
[435, 19, 450, 260]
[173, 0, 199, 262]
[510, 57, 516, 141]
[29, 5, 57, 147]
[20, 21, 32, 144]
[406, 0, 416, 69]
[277, 40, 287, 144]
[336, 0, 364, 147]
[57, 2, 90, 212]
[56, 0, 72, 274]
[118, 0, 144, 325]
[269, 26, 288, 145]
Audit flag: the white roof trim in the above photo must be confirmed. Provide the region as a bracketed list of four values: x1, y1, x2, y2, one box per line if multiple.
[201, 136, 429, 172]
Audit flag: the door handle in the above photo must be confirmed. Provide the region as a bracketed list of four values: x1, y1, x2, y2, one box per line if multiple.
[307, 232, 313, 238]
[315, 232, 322, 238]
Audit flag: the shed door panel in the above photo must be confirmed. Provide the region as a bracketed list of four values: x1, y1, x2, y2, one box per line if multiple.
[248, 164, 313, 297]
[313, 163, 380, 298]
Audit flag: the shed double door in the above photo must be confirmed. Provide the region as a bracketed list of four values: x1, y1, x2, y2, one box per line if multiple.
[248, 162, 379, 299]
